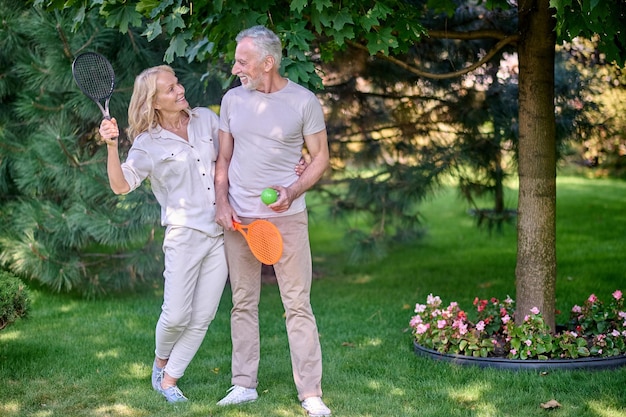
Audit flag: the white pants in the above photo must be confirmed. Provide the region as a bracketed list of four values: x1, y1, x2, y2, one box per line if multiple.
[155, 226, 228, 379]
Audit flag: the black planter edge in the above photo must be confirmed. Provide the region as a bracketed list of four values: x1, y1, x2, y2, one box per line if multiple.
[413, 341, 626, 371]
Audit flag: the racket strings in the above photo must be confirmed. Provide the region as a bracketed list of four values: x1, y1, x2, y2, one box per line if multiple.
[72, 53, 115, 101]
[245, 223, 284, 265]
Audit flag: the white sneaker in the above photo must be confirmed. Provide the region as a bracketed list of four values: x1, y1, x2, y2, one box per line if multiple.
[301, 396, 331, 417]
[216, 385, 259, 406]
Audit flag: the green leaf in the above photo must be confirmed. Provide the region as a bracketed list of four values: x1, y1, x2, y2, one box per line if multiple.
[136, 0, 166, 16]
[312, 0, 332, 13]
[142, 20, 162, 42]
[359, 13, 379, 32]
[281, 20, 314, 52]
[310, 7, 333, 33]
[290, 0, 308, 13]
[163, 9, 188, 34]
[103, 3, 143, 34]
[164, 35, 188, 63]
[364, 27, 398, 56]
[327, 25, 355, 48]
[459, 339, 468, 351]
[332, 8, 354, 31]
[70, 5, 86, 31]
[186, 38, 214, 62]
[139, 0, 175, 19]
[511, 338, 521, 350]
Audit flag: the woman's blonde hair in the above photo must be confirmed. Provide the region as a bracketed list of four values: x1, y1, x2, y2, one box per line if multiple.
[127, 65, 188, 140]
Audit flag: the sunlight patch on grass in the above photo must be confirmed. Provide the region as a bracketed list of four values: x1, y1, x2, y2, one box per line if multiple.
[0, 402, 21, 416]
[446, 381, 501, 417]
[366, 379, 383, 391]
[0, 330, 20, 341]
[448, 381, 490, 406]
[125, 362, 149, 379]
[351, 274, 373, 284]
[59, 302, 78, 313]
[364, 338, 382, 347]
[95, 348, 120, 359]
[588, 401, 626, 417]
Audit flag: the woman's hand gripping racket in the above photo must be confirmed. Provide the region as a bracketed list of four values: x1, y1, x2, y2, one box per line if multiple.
[72, 52, 116, 124]
[233, 220, 284, 265]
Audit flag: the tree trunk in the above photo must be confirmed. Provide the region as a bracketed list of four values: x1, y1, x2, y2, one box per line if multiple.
[515, 0, 557, 330]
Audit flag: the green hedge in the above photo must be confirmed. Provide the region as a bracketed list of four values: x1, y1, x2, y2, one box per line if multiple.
[0, 270, 30, 331]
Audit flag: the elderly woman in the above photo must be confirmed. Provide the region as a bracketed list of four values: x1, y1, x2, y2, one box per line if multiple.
[99, 65, 228, 403]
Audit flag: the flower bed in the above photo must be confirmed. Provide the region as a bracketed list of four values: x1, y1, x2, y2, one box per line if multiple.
[409, 290, 626, 360]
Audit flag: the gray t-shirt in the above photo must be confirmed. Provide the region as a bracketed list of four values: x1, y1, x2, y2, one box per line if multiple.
[219, 80, 326, 218]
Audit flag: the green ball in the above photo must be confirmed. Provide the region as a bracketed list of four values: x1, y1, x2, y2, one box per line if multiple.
[261, 188, 278, 205]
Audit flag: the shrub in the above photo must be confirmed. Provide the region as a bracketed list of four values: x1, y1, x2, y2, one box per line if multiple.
[0, 270, 31, 331]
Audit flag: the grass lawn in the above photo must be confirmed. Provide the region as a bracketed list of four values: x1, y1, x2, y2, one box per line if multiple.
[1, 176, 625, 417]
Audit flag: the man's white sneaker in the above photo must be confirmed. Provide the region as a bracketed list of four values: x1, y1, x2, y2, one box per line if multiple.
[301, 396, 331, 417]
[216, 385, 259, 406]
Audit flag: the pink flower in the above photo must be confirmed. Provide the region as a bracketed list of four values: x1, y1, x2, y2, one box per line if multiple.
[415, 323, 430, 334]
[427, 293, 442, 307]
[414, 303, 426, 313]
[409, 315, 422, 327]
[437, 320, 447, 329]
[502, 314, 511, 324]
[524, 339, 532, 346]
[524, 315, 530, 322]
[612, 329, 621, 337]
[505, 295, 514, 305]
[571, 305, 582, 313]
[588, 294, 598, 303]
[619, 311, 626, 319]
[510, 348, 517, 355]
[476, 321, 485, 331]
[613, 290, 623, 301]
[530, 307, 540, 315]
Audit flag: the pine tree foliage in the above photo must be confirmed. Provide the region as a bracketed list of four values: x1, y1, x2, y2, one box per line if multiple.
[0, 1, 220, 296]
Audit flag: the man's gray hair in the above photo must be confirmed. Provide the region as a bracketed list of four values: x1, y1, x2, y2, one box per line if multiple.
[236, 25, 282, 68]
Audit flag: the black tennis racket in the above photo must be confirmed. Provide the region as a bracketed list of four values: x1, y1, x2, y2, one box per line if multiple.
[72, 52, 115, 120]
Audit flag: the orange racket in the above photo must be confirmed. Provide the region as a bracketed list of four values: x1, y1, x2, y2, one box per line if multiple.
[233, 220, 284, 265]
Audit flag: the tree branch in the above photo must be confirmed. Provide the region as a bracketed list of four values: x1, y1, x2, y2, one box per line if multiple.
[347, 32, 519, 80]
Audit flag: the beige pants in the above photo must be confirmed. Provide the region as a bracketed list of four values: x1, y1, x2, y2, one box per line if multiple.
[225, 210, 323, 400]
[156, 226, 228, 379]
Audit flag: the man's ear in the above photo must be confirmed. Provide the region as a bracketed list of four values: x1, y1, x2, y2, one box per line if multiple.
[264, 55, 275, 72]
